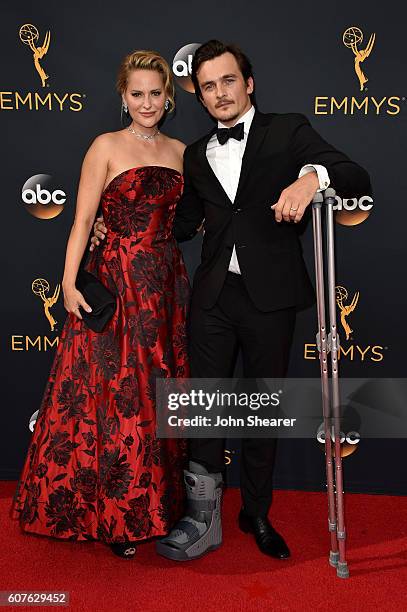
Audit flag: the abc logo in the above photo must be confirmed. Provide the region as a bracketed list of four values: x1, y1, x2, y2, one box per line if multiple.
[334, 195, 373, 226]
[317, 426, 360, 457]
[22, 174, 66, 219]
[172, 43, 201, 93]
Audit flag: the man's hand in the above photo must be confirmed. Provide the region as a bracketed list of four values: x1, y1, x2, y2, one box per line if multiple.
[89, 216, 107, 251]
[271, 171, 319, 223]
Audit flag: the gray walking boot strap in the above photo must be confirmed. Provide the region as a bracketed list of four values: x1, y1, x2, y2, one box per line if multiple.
[172, 520, 200, 541]
[184, 470, 220, 523]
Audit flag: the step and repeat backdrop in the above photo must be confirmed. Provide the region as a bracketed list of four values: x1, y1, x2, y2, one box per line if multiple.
[1, 1, 406, 493]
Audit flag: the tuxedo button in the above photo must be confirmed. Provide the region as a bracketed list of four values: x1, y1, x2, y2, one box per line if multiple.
[234, 208, 242, 213]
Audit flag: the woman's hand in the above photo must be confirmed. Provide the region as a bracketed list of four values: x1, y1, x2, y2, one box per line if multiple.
[63, 285, 92, 320]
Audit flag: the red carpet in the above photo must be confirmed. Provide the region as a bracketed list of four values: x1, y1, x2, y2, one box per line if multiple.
[1, 481, 407, 611]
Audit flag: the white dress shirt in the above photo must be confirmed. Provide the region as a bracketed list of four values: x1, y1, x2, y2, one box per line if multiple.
[206, 105, 330, 274]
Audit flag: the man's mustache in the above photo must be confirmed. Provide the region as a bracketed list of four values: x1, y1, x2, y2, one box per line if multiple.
[215, 99, 234, 108]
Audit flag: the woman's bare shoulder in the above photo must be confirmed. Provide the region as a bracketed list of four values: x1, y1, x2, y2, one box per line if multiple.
[83, 131, 126, 168]
[90, 130, 125, 151]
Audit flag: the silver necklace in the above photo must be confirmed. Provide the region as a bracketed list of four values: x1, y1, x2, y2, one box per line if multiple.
[128, 124, 160, 140]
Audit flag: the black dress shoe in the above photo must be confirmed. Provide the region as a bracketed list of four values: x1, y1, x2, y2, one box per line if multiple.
[110, 542, 137, 558]
[238, 509, 291, 559]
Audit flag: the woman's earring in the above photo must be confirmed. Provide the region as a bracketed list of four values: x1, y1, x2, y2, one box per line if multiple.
[164, 99, 170, 111]
[121, 101, 128, 124]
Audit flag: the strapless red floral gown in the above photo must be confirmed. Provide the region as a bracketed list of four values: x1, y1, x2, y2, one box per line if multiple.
[11, 166, 190, 543]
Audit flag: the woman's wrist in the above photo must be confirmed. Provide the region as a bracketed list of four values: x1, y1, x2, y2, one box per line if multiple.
[62, 279, 76, 291]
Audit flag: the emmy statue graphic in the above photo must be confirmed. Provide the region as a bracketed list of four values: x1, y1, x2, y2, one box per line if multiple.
[19, 24, 51, 87]
[336, 285, 359, 341]
[32, 278, 60, 332]
[343, 26, 375, 91]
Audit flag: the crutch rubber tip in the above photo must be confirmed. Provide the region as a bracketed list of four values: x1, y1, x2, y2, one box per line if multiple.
[329, 551, 339, 567]
[324, 187, 336, 199]
[337, 561, 350, 579]
[312, 192, 324, 205]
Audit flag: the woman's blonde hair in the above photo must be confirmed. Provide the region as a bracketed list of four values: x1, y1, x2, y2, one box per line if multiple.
[116, 50, 175, 113]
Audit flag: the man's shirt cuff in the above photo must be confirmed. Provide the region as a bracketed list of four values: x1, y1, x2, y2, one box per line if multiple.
[299, 164, 330, 192]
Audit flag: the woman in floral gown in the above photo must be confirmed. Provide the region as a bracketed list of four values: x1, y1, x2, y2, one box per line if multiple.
[11, 50, 190, 558]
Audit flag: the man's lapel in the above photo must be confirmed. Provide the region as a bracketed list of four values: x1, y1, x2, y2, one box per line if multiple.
[235, 111, 270, 203]
[197, 128, 234, 206]
[195, 111, 270, 206]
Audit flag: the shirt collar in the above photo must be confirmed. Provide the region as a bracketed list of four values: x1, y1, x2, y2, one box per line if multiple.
[217, 105, 255, 135]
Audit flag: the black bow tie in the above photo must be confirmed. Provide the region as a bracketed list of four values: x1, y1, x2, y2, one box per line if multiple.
[216, 122, 244, 145]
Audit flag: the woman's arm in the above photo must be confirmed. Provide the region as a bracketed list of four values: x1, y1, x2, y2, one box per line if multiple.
[62, 134, 110, 319]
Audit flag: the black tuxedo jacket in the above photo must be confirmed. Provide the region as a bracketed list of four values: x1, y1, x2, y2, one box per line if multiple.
[173, 111, 371, 312]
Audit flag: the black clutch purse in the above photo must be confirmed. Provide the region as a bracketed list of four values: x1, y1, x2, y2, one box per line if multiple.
[76, 268, 116, 333]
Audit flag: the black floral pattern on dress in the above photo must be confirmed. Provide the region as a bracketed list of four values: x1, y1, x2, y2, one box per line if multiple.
[113, 375, 140, 418]
[141, 167, 181, 199]
[82, 431, 96, 448]
[45, 486, 86, 536]
[143, 433, 163, 468]
[57, 379, 88, 424]
[99, 448, 133, 500]
[71, 466, 97, 502]
[106, 256, 127, 296]
[130, 250, 168, 298]
[21, 483, 40, 524]
[105, 193, 140, 238]
[123, 493, 153, 538]
[130, 309, 162, 350]
[71, 347, 90, 384]
[92, 331, 121, 380]
[44, 431, 78, 468]
[173, 323, 189, 361]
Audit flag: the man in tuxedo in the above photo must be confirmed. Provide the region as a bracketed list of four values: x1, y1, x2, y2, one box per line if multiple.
[92, 40, 371, 561]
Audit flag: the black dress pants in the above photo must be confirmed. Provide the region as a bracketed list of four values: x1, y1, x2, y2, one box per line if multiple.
[188, 271, 296, 517]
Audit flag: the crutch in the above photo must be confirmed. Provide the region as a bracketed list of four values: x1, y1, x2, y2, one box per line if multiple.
[312, 188, 349, 579]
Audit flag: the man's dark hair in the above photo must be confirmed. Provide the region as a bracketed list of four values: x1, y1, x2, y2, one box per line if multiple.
[191, 39, 256, 106]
